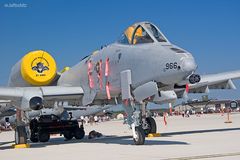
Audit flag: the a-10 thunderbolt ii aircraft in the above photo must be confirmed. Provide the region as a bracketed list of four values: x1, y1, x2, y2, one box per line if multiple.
[1, 21, 240, 145]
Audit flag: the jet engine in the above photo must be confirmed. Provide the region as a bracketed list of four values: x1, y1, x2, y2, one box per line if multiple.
[29, 96, 44, 110]
[8, 50, 57, 87]
[19, 88, 45, 111]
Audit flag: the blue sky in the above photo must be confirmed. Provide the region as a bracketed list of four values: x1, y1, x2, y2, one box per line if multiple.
[0, 0, 240, 101]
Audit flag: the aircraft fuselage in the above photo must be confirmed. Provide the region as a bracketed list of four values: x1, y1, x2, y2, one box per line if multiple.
[58, 42, 196, 101]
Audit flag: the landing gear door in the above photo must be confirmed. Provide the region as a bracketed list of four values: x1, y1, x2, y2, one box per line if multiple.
[82, 89, 96, 106]
[120, 70, 132, 100]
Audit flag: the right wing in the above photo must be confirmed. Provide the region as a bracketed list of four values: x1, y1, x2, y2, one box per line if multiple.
[176, 70, 240, 98]
[0, 86, 84, 111]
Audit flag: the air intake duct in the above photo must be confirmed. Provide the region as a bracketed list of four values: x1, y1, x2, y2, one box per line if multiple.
[29, 96, 43, 110]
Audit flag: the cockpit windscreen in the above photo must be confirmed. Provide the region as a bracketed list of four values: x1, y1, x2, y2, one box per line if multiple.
[117, 22, 168, 44]
[117, 24, 153, 45]
[145, 23, 167, 42]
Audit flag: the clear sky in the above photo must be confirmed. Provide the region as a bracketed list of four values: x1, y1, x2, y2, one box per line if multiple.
[0, 0, 240, 101]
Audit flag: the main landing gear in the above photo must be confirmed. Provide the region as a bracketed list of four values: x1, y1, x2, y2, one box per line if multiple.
[15, 125, 28, 145]
[14, 109, 29, 146]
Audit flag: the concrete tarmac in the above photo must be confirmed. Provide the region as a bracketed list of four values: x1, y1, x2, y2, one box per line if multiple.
[0, 113, 240, 160]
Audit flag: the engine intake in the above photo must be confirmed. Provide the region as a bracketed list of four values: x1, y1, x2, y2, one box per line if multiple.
[29, 96, 43, 110]
[8, 50, 57, 86]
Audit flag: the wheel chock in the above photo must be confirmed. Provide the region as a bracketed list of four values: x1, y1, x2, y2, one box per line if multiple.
[12, 144, 30, 148]
[147, 133, 161, 138]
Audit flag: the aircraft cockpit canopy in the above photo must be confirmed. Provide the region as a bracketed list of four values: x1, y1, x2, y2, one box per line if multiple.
[117, 22, 168, 45]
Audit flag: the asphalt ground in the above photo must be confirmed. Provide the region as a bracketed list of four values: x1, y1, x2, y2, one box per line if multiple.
[0, 113, 240, 160]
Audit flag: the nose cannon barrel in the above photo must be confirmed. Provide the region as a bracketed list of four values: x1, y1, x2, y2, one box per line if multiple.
[189, 74, 201, 84]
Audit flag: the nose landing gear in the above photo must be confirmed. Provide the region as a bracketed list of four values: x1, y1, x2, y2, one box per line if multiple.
[123, 100, 157, 145]
[143, 117, 157, 135]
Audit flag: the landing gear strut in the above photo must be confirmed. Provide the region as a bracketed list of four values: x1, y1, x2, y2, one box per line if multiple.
[15, 109, 28, 145]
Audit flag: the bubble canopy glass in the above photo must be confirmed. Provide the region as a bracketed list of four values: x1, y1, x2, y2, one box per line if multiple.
[117, 22, 168, 45]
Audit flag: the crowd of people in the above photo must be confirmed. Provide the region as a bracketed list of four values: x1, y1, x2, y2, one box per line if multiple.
[80, 115, 111, 125]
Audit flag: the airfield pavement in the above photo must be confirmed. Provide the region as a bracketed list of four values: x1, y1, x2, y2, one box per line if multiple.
[0, 113, 240, 160]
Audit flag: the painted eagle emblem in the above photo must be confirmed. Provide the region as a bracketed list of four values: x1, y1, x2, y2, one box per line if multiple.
[32, 62, 49, 73]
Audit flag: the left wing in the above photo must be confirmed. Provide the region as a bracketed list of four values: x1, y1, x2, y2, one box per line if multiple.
[176, 70, 240, 98]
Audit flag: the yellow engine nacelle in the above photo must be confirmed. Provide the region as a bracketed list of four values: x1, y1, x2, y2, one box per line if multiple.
[8, 50, 57, 86]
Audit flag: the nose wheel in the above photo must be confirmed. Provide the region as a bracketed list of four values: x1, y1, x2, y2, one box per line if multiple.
[143, 117, 157, 135]
[133, 126, 145, 145]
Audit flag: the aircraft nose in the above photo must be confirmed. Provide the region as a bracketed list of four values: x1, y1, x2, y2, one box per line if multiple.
[181, 57, 197, 73]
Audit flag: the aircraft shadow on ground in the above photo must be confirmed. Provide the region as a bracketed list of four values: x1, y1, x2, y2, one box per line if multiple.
[161, 127, 240, 137]
[1, 127, 239, 150]
[28, 135, 189, 148]
[0, 135, 188, 150]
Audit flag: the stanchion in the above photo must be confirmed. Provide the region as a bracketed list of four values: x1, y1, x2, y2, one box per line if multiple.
[163, 112, 167, 126]
[224, 107, 232, 123]
[169, 103, 172, 116]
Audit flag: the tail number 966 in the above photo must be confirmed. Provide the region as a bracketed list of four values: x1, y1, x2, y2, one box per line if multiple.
[165, 62, 178, 70]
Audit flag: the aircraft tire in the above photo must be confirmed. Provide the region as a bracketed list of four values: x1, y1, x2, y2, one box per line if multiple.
[133, 126, 145, 145]
[74, 128, 85, 139]
[145, 117, 157, 134]
[15, 126, 27, 144]
[30, 134, 39, 143]
[64, 131, 73, 140]
[39, 132, 50, 142]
